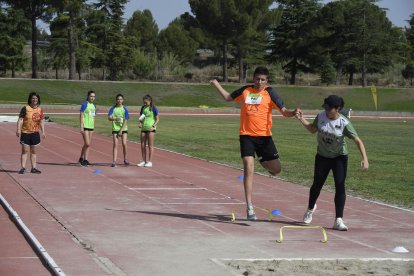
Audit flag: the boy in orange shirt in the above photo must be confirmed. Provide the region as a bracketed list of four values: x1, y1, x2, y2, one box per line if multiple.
[210, 67, 298, 220]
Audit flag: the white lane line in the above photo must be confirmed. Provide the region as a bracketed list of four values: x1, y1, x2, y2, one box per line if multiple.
[0, 193, 66, 276]
[217, 257, 414, 261]
[128, 187, 207, 190]
[161, 203, 245, 205]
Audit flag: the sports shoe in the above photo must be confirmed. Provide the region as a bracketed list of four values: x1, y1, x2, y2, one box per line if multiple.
[246, 203, 258, 221]
[84, 160, 91, 166]
[18, 168, 25, 174]
[80, 160, 88, 167]
[124, 160, 130, 166]
[333, 218, 348, 231]
[111, 162, 116, 167]
[137, 161, 146, 167]
[303, 204, 317, 224]
[144, 161, 153, 167]
[30, 168, 41, 174]
[247, 208, 258, 221]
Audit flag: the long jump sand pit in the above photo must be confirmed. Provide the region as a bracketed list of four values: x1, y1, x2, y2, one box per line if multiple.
[220, 258, 414, 276]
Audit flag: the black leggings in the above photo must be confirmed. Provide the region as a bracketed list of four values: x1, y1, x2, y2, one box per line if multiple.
[308, 154, 348, 218]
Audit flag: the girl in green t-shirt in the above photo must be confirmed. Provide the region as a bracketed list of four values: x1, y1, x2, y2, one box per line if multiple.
[108, 94, 130, 167]
[79, 91, 96, 167]
[137, 94, 159, 168]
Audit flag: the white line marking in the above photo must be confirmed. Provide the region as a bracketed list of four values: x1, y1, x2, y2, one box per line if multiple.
[160, 203, 245, 205]
[0, 193, 66, 275]
[217, 258, 414, 261]
[128, 187, 206, 190]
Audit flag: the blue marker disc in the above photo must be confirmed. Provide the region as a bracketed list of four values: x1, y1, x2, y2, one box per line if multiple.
[237, 175, 244, 180]
[271, 209, 282, 215]
[94, 169, 102, 174]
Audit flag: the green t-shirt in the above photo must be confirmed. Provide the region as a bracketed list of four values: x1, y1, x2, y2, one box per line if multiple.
[140, 105, 158, 131]
[108, 105, 130, 131]
[80, 101, 96, 129]
[312, 112, 358, 158]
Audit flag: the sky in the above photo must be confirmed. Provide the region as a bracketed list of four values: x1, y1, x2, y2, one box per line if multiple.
[123, 0, 414, 31]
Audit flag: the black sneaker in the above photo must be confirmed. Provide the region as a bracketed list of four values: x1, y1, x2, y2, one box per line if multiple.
[18, 168, 25, 174]
[80, 160, 88, 167]
[31, 168, 41, 174]
[85, 160, 91, 166]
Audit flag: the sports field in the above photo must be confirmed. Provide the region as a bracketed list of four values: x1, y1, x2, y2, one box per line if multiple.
[1, 79, 413, 275]
[0, 115, 413, 275]
[49, 113, 414, 210]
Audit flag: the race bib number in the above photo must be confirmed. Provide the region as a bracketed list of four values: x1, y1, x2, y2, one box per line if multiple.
[245, 93, 263, 105]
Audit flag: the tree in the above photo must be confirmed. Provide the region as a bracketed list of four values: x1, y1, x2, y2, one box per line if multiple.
[0, 7, 30, 77]
[402, 64, 414, 86]
[158, 18, 198, 64]
[268, 0, 321, 85]
[317, 0, 395, 86]
[402, 14, 414, 86]
[93, 0, 133, 80]
[84, 8, 107, 79]
[49, 14, 69, 79]
[228, 0, 275, 82]
[124, 9, 158, 53]
[190, 0, 240, 82]
[5, 0, 53, 78]
[52, 0, 87, 80]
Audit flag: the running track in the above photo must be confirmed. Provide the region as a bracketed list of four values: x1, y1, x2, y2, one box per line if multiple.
[0, 119, 413, 275]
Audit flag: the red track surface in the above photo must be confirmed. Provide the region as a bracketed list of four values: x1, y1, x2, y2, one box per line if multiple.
[0, 121, 413, 275]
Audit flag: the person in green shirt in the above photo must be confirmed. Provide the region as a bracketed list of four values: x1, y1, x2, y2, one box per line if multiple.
[108, 94, 130, 167]
[137, 94, 159, 168]
[79, 91, 96, 167]
[296, 95, 369, 231]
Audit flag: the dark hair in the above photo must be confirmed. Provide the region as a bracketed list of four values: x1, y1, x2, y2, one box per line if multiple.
[322, 95, 344, 110]
[27, 92, 41, 105]
[86, 90, 95, 101]
[115, 93, 124, 100]
[253, 66, 269, 78]
[113, 93, 124, 108]
[143, 94, 153, 111]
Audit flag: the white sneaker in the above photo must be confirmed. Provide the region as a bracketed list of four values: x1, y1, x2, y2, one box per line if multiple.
[246, 203, 257, 221]
[333, 218, 348, 231]
[137, 161, 146, 167]
[247, 208, 258, 221]
[303, 204, 317, 224]
[144, 161, 152, 168]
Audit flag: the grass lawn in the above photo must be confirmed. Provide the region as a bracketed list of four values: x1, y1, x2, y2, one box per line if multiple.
[1, 78, 414, 111]
[50, 114, 414, 210]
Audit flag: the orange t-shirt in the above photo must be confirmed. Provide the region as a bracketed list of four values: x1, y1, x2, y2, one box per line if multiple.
[231, 85, 284, 136]
[19, 105, 44, 133]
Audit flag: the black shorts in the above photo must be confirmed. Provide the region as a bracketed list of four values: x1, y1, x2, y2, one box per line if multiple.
[141, 130, 156, 133]
[239, 135, 279, 162]
[112, 130, 128, 134]
[84, 128, 94, 131]
[20, 132, 41, 146]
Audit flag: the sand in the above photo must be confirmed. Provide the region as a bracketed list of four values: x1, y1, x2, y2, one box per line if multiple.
[224, 259, 414, 276]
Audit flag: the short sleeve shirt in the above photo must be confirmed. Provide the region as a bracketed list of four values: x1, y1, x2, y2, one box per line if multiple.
[80, 101, 96, 129]
[312, 112, 359, 158]
[108, 105, 130, 131]
[19, 105, 44, 133]
[140, 105, 158, 131]
[231, 85, 284, 136]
